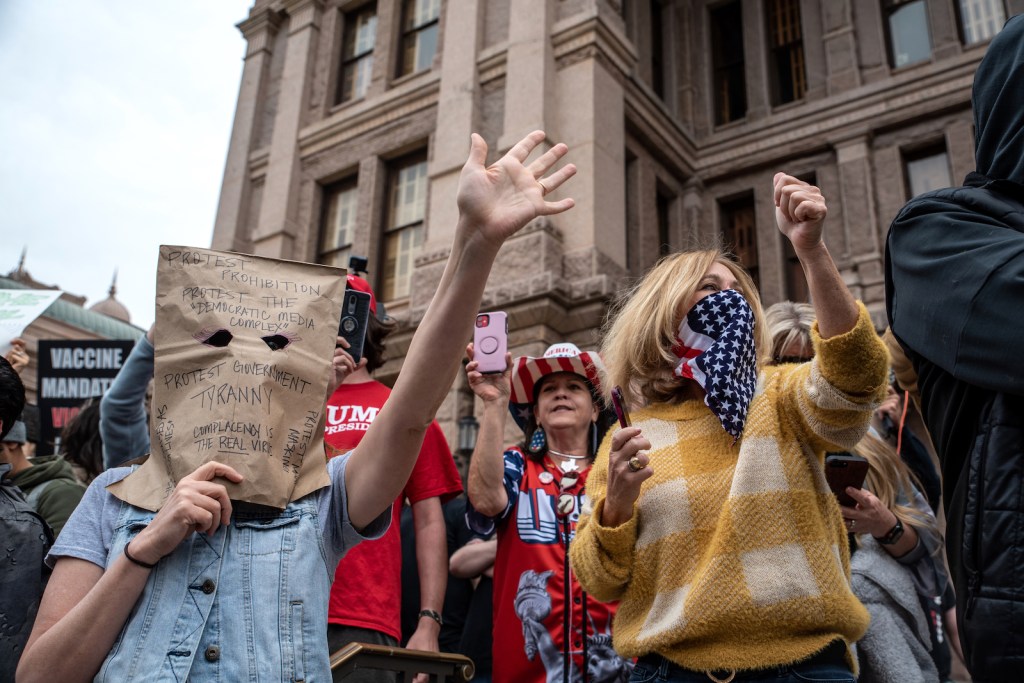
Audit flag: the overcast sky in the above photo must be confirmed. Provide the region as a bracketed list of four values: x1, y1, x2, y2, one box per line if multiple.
[0, 0, 253, 330]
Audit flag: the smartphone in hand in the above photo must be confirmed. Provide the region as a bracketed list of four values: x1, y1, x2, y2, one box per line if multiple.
[473, 312, 508, 373]
[824, 453, 869, 507]
[610, 386, 631, 428]
[338, 289, 372, 364]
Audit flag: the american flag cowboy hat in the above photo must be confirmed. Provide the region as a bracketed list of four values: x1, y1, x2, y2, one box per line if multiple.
[508, 343, 606, 430]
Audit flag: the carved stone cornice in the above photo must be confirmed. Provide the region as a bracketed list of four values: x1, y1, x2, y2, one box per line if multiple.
[282, 0, 323, 33]
[237, 7, 283, 56]
[297, 74, 441, 157]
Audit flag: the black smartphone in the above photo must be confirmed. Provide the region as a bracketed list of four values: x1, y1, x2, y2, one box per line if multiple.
[824, 453, 870, 507]
[610, 386, 631, 428]
[338, 289, 371, 363]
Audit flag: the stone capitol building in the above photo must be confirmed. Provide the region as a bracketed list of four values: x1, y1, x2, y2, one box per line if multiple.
[211, 0, 1021, 447]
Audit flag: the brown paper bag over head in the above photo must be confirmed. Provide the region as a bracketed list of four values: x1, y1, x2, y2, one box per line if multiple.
[107, 246, 345, 510]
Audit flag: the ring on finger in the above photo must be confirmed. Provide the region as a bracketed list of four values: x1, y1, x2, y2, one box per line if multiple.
[627, 456, 643, 472]
[537, 178, 550, 196]
[848, 519, 856, 529]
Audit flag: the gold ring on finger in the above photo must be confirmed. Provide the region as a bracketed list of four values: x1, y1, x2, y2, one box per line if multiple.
[627, 456, 643, 472]
[537, 178, 550, 196]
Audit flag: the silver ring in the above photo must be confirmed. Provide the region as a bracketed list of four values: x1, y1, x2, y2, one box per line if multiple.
[537, 178, 550, 196]
[627, 456, 643, 472]
[849, 519, 856, 529]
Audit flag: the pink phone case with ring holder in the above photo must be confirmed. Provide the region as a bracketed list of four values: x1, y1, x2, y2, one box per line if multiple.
[473, 312, 508, 374]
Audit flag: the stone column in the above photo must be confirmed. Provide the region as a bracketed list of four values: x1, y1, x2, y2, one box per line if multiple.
[821, 0, 861, 94]
[252, 0, 323, 259]
[946, 117, 975, 184]
[799, 0, 826, 101]
[926, 0, 962, 60]
[681, 177, 704, 244]
[499, 0, 555, 148]
[741, 0, 771, 118]
[212, 9, 282, 251]
[422, 0, 484, 254]
[834, 136, 884, 318]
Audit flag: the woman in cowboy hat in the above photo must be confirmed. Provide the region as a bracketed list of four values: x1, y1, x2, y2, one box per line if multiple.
[464, 342, 631, 683]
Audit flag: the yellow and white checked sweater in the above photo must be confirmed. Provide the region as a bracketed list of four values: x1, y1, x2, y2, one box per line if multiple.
[571, 305, 888, 672]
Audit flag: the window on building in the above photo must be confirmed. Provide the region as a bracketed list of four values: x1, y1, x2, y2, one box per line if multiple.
[319, 179, 359, 268]
[397, 0, 440, 77]
[711, 1, 747, 125]
[650, 0, 667, 99]
[381, 153, 428, 301]
[883, 0, 932, 68]
[766, 0, 806, 105]
[336, 4, 377, 104]
[904, 147, 951, 198]
[958, 0, 1005, 45]
[720, 193, 759, 290]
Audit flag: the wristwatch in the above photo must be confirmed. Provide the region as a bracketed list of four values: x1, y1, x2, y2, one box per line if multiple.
[418, 609, 443, 626]
[876, 518, 905, 545]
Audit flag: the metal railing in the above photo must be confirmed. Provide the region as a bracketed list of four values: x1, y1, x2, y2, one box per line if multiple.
[330, 642, 475, 682]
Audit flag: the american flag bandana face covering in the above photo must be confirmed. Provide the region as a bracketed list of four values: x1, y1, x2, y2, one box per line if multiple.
[672, 288, 758, 441]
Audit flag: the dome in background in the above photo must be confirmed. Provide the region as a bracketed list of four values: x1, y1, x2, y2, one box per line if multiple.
[89, 271, 131, 323]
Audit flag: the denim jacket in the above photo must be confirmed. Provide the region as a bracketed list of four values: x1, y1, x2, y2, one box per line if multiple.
[95, 494, 332, 682]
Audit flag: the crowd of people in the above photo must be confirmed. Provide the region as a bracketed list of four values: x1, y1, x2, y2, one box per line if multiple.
[2, 14, 1023, 683]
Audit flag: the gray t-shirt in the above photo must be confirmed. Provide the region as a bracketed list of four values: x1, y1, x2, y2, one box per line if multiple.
[48, 453, 388, 572]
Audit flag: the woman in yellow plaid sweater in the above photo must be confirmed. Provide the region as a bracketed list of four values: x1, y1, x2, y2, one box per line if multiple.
[571, 173, 888, 683]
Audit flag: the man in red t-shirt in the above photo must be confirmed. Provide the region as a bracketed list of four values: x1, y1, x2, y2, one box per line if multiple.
[325, 276, 463, 683]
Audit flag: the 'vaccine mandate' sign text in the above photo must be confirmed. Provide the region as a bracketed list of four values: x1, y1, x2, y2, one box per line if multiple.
[37, 339, 135, 445]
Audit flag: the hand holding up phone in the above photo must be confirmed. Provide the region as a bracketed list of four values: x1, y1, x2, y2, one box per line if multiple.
[464, 342, 512, 405]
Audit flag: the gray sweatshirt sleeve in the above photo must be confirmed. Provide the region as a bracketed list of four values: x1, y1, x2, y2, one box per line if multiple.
[99, 336, 154, 469]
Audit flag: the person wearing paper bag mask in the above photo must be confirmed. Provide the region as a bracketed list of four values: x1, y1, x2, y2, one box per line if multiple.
[16, 130, 577, 683]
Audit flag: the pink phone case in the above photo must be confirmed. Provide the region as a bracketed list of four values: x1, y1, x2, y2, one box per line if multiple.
[474, 312, 508, 373]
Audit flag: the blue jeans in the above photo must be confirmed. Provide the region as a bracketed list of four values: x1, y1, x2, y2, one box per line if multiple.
[630, 655, 854, 683]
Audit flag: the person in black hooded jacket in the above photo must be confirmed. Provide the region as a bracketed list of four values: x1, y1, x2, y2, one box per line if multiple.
[885, 14, 1024, 683]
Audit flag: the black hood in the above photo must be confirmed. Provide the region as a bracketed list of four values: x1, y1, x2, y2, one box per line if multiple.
[972, 14, 1024, 185]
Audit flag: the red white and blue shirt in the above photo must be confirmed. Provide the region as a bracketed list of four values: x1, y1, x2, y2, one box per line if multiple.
[468, 447, 630, 683]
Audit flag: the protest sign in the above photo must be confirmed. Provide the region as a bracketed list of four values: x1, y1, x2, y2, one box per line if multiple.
[108, 246, 345, 511]
[0, 289, 62, 351]
[37, 339, 135, 446]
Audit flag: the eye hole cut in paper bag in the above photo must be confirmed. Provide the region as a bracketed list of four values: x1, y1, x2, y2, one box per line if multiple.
[107, 246, 345, 511]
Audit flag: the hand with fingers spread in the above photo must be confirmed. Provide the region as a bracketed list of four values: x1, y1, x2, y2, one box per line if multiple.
[126, 462, 244, 566]
[464, 343, 512, 404]
[774, 172, 828, 252]
[457, 130, 576, 248]
[601, 426, 654, 528]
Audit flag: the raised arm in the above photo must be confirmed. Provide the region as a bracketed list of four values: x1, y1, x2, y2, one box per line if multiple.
[773, 173, 858, 338]
[344, 132, 576, 530]
[465, 345, 513, 517]
[100, 328, 154, 469]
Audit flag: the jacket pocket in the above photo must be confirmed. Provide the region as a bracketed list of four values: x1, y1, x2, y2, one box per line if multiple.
[234, 515, 301, 555]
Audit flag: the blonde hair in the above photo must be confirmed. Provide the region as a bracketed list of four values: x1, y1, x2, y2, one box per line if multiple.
[601, 250, 770, 408]
[765, 301, 816, 363]
[854, 432, 937, 535]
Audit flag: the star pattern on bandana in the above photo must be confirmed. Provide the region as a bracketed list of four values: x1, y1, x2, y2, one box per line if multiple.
[673, 288, 758, 441]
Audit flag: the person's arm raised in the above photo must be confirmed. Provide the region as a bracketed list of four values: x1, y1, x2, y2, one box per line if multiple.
[773, 173, 858, 338]
[345, 131, 576, 530]
[465, 346, 512, 517]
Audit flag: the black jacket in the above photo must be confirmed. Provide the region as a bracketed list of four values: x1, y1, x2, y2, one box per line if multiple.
[886, 15, 1024, 682]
